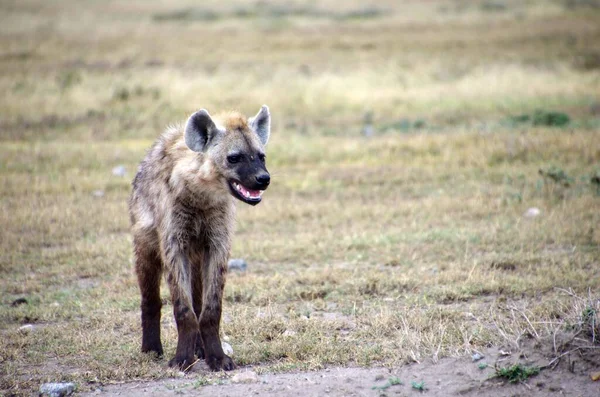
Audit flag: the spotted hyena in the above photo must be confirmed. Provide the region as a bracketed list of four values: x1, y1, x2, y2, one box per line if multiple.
[129, 106, 271, 371]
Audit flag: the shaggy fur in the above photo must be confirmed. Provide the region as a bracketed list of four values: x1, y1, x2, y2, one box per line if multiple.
[129, 106, 271, 371]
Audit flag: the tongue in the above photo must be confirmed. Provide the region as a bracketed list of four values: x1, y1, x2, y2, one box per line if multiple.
[239, 184, 260, 199]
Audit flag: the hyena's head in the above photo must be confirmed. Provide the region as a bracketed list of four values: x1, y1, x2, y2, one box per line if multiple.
[183, 105, 271, 206]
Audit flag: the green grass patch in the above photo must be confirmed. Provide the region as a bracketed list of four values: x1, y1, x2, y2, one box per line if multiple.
[494, 364, 540, 383]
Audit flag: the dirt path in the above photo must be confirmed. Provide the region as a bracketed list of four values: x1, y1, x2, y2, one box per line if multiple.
[82, 346, 598, 397]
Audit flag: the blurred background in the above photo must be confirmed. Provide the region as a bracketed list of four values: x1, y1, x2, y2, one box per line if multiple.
[1, 1, 599, 395]
[2, 0, 600, 139]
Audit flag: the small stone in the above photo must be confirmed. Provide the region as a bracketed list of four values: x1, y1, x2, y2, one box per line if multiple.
[221, 341, 234, 356]
[231, 370, 259, 384]
[282, 329, 297, 337]
[472, 353, 484, 362]
[11, 297, 28, 307]
[362, 112, 374, 137]
[227, 258, 247, 271]
[112, 165, 126, 177]
[39, 382, 76, 397]
[92, 190, 105, 198]
[523, 207, 541, 218]
[463, 312, 477, 320]
[591, 371, 600, 381]
[19, 324, 34, 333]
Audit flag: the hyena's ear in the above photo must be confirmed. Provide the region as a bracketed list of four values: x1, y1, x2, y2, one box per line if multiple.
[184, 109, 217, 152]
[249, 105, 270, 145]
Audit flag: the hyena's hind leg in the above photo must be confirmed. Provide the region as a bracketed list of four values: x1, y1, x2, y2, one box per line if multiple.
[134, 239, 164, 357]
[191, 269, 205, 360]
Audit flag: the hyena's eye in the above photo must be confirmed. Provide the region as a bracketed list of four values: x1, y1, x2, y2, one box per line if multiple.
[258, 153, 266, 162]
[227, 154, 242, 164]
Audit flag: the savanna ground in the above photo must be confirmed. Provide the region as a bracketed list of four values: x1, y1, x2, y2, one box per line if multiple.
[1, 0, 600, 395]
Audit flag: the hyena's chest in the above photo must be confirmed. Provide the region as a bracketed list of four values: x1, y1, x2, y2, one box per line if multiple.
[173, 203, 233, 254]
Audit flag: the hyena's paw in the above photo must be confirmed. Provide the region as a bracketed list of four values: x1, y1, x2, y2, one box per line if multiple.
[206, 354, 235, 371]
[141, 343, 164, 358]
[168, 355, 196, 371]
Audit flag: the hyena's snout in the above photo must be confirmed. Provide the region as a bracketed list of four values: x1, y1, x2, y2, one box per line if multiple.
[255, 172, 270, 189]
[229, 166, 270, 206]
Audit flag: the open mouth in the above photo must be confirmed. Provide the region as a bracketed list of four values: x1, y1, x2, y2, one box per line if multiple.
[229, 181, 264, 205]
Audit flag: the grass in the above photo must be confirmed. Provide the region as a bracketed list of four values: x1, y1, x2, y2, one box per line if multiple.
[494, 364, 541, 383]
[372, 376, 402, 390]
[411, 380, 427, 391]
[1, 0, 600, 395]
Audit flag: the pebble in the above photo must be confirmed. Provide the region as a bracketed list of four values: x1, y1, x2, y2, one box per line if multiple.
[282, 329, 297, 337]
[19, 324, 34, 333]
[523, 207, 541, 218]
[471, 353, 484, 362]
[221, 341, 234, 356]
[39, 382, 76, 397]
[231, 370, 259, 384]
[227, 258, 247, 271]
[111, 165, 127, 177]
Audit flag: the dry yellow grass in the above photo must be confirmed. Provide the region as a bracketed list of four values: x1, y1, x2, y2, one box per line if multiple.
[1, 0, 599, 395]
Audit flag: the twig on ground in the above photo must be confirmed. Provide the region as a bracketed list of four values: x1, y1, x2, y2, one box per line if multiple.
[545, 346, 600, 370]
[508, 305, 540, 340]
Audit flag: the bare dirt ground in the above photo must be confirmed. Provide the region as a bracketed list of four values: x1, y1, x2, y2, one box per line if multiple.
[84, 342, 599, 397]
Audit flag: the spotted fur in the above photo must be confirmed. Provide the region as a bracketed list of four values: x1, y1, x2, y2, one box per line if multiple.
[129, 106, 271, 371]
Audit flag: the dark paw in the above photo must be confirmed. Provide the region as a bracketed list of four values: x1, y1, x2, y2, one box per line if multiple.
[206, 354, 235, 371]
[168, 355, 196, 371]
[141, 344, 164, 358]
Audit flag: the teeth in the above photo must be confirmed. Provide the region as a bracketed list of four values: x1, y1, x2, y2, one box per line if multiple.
[232, 182, 263, 200]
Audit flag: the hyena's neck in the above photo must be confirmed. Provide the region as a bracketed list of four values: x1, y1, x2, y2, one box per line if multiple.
[175, 183, 233, 213]
[164, 135, 232, 211]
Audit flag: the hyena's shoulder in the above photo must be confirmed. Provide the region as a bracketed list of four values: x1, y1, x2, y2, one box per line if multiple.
[132, 125, 186, 187]
[130, 125, 187, 221]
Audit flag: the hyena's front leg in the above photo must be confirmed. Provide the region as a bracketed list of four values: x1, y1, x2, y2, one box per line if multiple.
[191, 264, 205, 360]
[198, 248, 235, 371]
[161, 235, 199, 371]
[134, 237, 164, 357]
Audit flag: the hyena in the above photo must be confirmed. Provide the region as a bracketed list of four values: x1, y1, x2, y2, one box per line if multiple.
[129, 105, 271, 371]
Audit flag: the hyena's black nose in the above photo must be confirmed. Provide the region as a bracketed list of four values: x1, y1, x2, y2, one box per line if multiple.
[256, 173, 270, 187]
